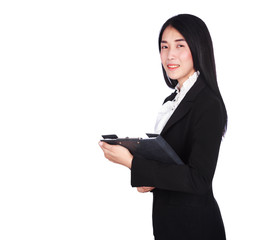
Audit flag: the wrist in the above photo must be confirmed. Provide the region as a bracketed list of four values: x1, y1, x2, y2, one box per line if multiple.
[126, 156, 133, 169]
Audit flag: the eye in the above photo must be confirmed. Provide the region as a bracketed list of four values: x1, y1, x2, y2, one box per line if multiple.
[161, 45, 168, 49]
[177, 44, 184, 48]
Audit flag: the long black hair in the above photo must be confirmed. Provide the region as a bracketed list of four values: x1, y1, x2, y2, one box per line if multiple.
[159, 14, 227, 135]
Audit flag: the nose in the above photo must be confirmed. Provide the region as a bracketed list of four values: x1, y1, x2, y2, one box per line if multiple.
[167, 47, 177, 60]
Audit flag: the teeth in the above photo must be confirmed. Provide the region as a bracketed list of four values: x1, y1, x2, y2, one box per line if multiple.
[168, 65, 180, 68]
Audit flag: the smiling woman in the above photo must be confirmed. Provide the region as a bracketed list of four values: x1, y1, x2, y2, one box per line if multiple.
[99, 14, 228, 240]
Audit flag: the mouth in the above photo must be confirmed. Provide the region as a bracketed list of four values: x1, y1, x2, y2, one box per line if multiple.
[167, 64, 180, 70]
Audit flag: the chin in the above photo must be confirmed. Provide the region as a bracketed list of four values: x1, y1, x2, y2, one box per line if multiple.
[168, 73, 179, 81]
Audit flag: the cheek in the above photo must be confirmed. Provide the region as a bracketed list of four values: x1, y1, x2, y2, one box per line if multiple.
[181, 51, 193, 65]
[160, 52, 165, 64]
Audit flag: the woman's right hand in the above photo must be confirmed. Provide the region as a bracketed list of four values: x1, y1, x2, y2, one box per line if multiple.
[137, 187, 155, 193]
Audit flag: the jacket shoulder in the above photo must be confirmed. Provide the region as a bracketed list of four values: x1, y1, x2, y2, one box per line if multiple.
[194, 86, 222, 111]
[192, 86, 224, 134]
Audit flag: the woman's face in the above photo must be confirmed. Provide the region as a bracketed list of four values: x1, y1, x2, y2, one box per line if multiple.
[160, 26, 195, 87]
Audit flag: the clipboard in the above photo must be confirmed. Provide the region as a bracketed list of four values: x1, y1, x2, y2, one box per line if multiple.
[101, 134, 184, 165]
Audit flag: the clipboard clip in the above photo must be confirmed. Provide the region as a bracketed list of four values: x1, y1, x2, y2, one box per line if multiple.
[146, 133, 159, 138]
[102, 134, 118, 140]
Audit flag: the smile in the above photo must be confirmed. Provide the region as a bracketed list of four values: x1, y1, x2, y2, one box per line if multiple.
[167, 64, 180, 70]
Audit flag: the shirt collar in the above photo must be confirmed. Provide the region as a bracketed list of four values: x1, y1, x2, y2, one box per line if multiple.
[175, 71, 200, 94]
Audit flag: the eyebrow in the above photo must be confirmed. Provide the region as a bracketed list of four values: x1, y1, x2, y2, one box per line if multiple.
[161, 39, 185, 43]
[175, 39, 185, 42]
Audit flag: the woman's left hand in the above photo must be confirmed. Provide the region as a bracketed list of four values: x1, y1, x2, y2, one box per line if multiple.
[137, 186, 155, 193]
[99, 141, 133, 169]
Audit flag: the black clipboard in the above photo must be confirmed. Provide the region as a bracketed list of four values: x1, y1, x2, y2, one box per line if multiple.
[101, 134, 184, 165]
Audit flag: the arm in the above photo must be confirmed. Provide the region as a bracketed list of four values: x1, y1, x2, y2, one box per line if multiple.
[131, 99, 224, 194]
[99, 142, 155, 192]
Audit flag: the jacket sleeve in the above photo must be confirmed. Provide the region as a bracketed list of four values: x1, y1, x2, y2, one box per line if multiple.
[131, 99, 224, 195]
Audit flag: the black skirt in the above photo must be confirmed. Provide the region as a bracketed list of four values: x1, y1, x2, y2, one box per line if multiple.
[152, 189, 226, 240]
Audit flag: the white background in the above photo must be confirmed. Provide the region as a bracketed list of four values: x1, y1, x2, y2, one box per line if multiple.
[0, 0, 261, 239]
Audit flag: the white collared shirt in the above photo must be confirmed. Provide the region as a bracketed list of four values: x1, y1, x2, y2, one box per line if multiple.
[154, 71, 200, 134]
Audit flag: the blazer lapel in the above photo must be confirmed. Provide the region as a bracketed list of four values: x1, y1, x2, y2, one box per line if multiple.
[161, 77, 206, 135]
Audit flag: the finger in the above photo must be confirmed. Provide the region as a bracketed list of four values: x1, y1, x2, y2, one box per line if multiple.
[99, 142, 114, 157]
[143, 187, 151, 192]
[102, 142, 112, 151]
[137, 187, 145, 193]
[137, 187, 150, 193]
[99, 141, 111, 150]
[138, 187, 155, 193]
[102, 148, 114, 161]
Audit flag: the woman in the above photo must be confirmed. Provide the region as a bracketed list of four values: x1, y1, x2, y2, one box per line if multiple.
[99, 14, 227, 240]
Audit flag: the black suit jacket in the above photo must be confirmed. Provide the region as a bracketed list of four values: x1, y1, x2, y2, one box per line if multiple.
[131, 77, 226, 239]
